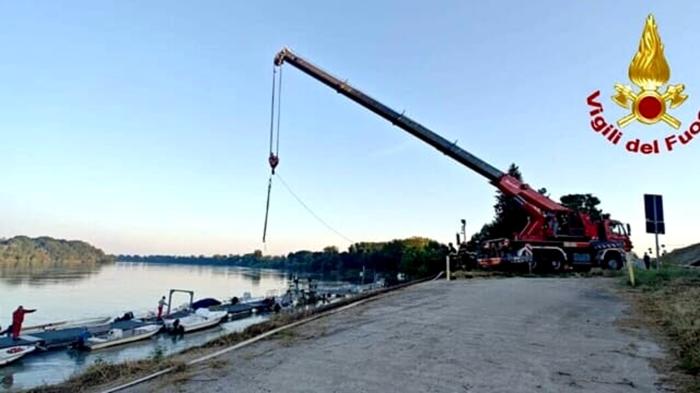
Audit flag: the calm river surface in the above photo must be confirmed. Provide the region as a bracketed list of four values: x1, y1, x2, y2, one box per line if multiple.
[0, 262, 294, 391]
[0, 262, 289, 325]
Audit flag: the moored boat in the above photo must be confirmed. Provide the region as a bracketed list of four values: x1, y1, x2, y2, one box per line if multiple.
[84, 324, 160, 350]
[22, 316, 112, 334]
[163, 308, 227, 334]
[0, 344, 36, 366]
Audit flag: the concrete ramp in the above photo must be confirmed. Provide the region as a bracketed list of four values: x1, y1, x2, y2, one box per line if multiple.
[124, 278, 668, 393]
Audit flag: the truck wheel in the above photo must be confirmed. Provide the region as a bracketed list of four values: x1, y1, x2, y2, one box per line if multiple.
[550, 259, 563, 272]
[605, 254, 624, 270]
[528, 260, 537, 274]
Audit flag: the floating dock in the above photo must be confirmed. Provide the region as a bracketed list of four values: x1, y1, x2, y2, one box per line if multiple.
[0, 320, 149, 351]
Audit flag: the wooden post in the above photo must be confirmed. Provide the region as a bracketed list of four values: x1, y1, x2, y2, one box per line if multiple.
[446, 255, 451, 281]
[627, 257, 636, 287]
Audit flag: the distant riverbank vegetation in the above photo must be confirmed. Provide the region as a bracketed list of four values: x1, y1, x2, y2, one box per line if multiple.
[119, 237, 448, 279]
[0, 236, 114, 267]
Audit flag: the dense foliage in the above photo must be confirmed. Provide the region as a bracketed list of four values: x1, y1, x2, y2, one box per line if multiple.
[0, 236, 113, 266]
[119, 237, 448, 279]
[559, 194, 605, 221]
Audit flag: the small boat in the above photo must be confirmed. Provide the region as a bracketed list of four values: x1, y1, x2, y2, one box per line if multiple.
[163, 308, 227, 334]
[22, 316, 112, 334]
[0, 344, 36, 366]
[84, 324, 160, 350]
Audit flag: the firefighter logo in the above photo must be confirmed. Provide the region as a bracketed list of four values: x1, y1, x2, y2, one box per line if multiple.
[585, 14, 700, 154]
[612, 15, 687, 129]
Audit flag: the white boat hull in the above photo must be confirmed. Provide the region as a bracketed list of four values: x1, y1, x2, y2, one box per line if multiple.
[86, 325, 160, 350]
[179, 317, 223, 333]
[163, 310, 227, 333]
[0, 345, 36, 366]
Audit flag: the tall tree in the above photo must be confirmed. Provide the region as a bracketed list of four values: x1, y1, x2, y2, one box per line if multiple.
[559, 194, 604, 221]
[489, 164, 529, 239]
[467, 164, 546, 250]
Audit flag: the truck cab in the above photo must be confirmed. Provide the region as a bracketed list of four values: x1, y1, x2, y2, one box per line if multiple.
[598, 219, 633, 251]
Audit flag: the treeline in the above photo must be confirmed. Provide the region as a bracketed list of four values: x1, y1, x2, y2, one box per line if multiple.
[0, 236, 114, 267]
[119, 237, 448, 279]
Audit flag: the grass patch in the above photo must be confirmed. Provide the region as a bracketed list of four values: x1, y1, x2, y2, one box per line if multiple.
[629, 264, 699, 289]
[28, 358, 184, 393]
[275, 329, 298, 346]
[623, 264, 700, 391]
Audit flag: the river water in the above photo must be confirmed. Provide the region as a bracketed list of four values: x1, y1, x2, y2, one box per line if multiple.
[0, 262, 295, 391]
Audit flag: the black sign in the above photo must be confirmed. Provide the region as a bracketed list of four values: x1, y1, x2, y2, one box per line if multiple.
[644, 194, 665, 234]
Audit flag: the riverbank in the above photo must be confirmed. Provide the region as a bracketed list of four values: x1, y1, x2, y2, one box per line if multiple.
[27, 277, 426, 393]
[97, 277, 667, 393]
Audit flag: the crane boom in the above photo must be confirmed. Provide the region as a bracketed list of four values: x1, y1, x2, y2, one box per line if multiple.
[273, 47, 635, 270]
[274, 48, 570, 242]
[274, 48, 503, 181]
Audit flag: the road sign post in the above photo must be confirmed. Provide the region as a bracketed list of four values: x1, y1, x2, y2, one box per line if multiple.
[644, 194, 665, 269]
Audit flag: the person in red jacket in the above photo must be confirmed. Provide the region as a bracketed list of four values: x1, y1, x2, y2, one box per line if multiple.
[11, 306, 36, 340]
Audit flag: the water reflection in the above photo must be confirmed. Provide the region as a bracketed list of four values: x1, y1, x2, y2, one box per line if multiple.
[0, 262, 356, 391]
[243, 269, 262, 286]
[0, 262, 105, 286]
[1, 261, 287, 391]
[0, 262, 289, 327]
[0, 315, 269, 391]
[0, 374, 12, 390]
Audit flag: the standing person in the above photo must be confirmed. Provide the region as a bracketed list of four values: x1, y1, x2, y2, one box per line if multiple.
[157, 296, 168, 320]
[11, 306, 36, 340]
[643, 252, 651, 270]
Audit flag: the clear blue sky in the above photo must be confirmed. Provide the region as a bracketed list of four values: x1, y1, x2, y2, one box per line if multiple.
[1, 1, 699, 255]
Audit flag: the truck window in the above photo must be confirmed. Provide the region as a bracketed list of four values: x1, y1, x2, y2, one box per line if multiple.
[611, 223, 625, 236]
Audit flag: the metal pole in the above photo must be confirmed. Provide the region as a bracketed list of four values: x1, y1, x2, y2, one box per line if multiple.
[653, 196, 660, 270]
[446, 255, 451, 281]
[655, 232, 660, 270]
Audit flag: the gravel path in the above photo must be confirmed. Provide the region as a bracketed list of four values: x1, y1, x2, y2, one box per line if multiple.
[123, 278, 668, 393]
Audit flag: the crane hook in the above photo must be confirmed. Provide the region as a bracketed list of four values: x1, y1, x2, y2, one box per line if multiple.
[268, 153, 279, 174]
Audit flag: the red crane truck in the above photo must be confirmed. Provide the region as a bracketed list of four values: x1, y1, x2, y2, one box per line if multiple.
[273, 48, 633, 272]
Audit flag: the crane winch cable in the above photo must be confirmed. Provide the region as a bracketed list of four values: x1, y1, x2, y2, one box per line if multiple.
[262, 64, 352, 245]
[275, 66, 282, 156]
[275, 172, 354, 244]
[262, 66, 282, 243]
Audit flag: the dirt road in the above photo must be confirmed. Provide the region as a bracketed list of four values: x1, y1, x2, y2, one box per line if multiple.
[124, 278, 668, 393]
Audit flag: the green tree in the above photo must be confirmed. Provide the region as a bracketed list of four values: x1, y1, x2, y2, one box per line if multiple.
[323, 246, 339, 254]
[559, 194, 604, 221]
[467, 164, 548, 250]
[489, 164, 528, 239]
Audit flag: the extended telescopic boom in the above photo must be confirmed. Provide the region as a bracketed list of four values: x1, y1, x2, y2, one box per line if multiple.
[274, 48, 503, 181]
[274, 48, 570, 240]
